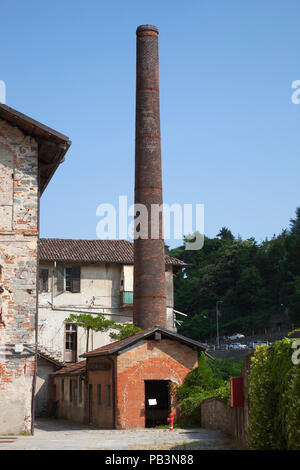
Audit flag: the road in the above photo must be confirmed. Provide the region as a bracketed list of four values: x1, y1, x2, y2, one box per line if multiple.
[0, 418, 235, 450]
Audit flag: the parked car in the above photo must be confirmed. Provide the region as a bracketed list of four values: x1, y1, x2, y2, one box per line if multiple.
[229, 343, 247, 349]
[229, 333, 245, 340]
[250, 340, 269, 348]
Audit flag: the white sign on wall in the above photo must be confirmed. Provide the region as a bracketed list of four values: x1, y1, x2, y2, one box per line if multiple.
[0, 81, 6, 104]
[148, 399, 157, 406]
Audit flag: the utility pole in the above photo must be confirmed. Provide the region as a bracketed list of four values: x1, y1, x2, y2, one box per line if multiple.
[216, 301, 223, 347]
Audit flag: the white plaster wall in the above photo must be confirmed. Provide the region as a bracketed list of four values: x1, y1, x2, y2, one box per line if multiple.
[38, 262, 176, 359]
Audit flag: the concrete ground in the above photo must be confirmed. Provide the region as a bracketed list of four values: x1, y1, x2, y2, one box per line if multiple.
[0, 418, 235, 450]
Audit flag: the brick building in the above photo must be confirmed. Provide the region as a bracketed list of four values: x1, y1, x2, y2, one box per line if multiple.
[51, 326, 206, 428]
[0, 103, 71, 434]
[37, 238, 184, 363]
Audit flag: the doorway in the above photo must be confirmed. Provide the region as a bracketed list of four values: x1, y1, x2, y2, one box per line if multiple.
[144, 380, 170, 428]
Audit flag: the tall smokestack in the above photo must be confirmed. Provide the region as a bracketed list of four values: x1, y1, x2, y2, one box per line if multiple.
[133, 25, 167, 330]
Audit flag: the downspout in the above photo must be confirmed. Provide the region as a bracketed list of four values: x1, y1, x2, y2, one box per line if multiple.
[52, 261, 56, 306]
[31, 163, 41, 436]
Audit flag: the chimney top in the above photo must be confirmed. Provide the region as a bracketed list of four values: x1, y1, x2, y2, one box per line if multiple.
[136, 25, 159, 35]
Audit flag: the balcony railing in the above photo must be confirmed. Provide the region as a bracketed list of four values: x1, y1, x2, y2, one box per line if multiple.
[120, 291, 134, 305]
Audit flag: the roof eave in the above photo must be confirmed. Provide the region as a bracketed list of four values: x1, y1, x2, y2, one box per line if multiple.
[0, 103, 71, 194]
[80, 326, 207, 358]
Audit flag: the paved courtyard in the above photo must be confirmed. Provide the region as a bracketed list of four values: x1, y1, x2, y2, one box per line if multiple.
[0, 418, 235, 450]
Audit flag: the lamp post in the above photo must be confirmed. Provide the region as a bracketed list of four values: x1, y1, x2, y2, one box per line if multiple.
[216, 301, 223, 347]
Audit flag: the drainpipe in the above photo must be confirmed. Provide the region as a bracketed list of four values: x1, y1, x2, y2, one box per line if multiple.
[31, 174, 41, 436]
[52, 261, 56, 307]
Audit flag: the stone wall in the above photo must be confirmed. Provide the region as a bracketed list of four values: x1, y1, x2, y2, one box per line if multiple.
[201, 354, 252, 446]
[201, 398, 233, 436]
[0, 119, 39, 434]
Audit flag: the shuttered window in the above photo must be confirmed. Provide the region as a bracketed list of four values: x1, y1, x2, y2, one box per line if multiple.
[38, 269, 49, 292]
[56, 265, 64, 296]
[66, 266, 81, 293]
[71, 266, 81, 293]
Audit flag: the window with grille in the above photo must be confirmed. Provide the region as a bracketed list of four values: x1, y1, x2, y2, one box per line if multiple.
[106, 384, 111, 406]
[39, 269, 49, 293]
[97, 384, 102, 405]
[65, 266, 81, 293]
[79, 378, 83, 404]
[65, 324, 77, 350]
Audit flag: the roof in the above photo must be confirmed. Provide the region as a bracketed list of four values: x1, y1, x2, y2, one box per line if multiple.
[81, 326, 207, 358]
[39, 238, 186, 267]
[0, 103, 71, 194]
[51, 360, 86, 377]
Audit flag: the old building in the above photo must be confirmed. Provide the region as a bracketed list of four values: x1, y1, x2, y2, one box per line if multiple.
[37, 238, 185, 363]
[0, 103, 71, 434]
[51, 326, 205, 428]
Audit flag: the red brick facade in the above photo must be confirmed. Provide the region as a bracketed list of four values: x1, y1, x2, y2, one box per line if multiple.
[134, 25, 167, 330]
[115, 339, 198, 429]
[53, 329, 202, 429]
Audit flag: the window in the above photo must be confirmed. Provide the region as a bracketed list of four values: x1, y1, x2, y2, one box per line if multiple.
[65, 266, 81, 293]
[61, 379, 65, 401]
[65, 324, 77, 363]
[106, 384, 111, 406]
[79, 378, 83, 404]
[39, 269, 49, 293]
[69, 379, 73, 402]
[74, 379, 78, 405]
[65, 324, 77, 350]
[97, 384, 102, 405]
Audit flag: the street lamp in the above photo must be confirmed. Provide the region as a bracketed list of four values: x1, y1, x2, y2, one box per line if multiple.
[216, 301, 223, 347]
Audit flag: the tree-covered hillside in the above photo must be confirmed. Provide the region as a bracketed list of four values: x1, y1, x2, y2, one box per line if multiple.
[169, 208, 300, 341]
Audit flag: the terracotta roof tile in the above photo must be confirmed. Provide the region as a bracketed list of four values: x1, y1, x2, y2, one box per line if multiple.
[51, 360, 86, 376]
[39, 238, 186, 267]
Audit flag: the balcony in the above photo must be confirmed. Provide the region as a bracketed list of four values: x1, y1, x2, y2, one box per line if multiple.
[120, 291, 134, 306]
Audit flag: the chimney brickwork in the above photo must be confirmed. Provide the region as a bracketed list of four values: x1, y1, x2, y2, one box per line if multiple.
[133, 25, 167, 329]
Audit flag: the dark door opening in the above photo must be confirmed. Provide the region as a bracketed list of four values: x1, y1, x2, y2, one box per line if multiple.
[145, 380, 170, 428]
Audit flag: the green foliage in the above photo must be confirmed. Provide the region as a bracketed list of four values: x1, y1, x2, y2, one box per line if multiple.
[174, 353, 238, 425]
[64, 313, 115, 332]
[170, 207, 300, 340]
[248, 338, 300, 450]
[64, 314, 142, 345]
[109, 323, 142, 341]
[209, 357, 242, 381]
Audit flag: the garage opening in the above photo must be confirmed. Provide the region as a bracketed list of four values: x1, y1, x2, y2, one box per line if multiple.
[144, 380, 170, 428]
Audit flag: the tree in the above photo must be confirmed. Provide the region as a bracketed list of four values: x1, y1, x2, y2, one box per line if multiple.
[289, 207, 300, 237]
[64, 313, 116, 353]
[216, 226, 234, 240]
[169, 207, 300, 339]
[64, 314, 142, 352]
[109, 323, 142, 341]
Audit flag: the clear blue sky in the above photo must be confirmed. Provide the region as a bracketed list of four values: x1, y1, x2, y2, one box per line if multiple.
[2, 0, 300, 247]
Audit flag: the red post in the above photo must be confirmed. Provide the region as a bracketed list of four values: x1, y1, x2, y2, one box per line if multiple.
[167, 412, 174, 430]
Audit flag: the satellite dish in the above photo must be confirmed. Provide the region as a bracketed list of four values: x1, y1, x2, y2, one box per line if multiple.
[0, 81, 6, 104]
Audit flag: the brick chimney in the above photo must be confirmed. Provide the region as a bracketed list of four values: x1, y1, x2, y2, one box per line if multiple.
[133, 25, 167, 329]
